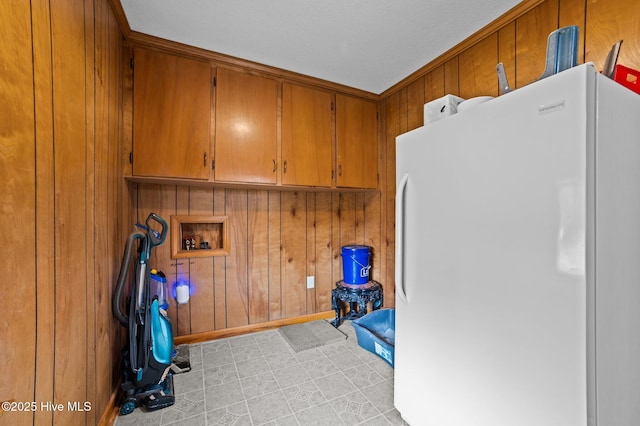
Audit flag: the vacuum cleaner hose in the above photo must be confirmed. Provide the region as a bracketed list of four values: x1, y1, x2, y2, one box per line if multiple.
[113, 232, 144, 327]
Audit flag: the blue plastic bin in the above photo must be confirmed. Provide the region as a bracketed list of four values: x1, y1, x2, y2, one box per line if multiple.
[351, 309, 395, 367]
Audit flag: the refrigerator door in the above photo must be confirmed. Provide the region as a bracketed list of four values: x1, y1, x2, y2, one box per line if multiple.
[395, 65, 595, 426]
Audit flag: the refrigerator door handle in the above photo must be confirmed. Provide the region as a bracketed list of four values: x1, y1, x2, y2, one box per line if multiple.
[396, 173, 409, 303]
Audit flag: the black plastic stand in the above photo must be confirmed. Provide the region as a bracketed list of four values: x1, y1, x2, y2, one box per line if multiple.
[330, 280, 383, 327]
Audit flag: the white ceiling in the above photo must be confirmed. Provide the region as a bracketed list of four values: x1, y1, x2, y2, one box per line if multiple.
[120, 0, 522, 94]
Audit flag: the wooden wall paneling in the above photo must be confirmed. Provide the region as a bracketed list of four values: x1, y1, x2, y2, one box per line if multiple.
[559, 0, 586, 64]
[94, 0, 118, 417]
[30, 0, 55, 423]
[444, 57, 460, 95]
[355, 192, 365, 242]
[98, 0, 115, 414]
[175, 186, 192, 335]
[585, 0, 640, 72]
[398, 88, 409, 135]
[224, 189, 250, 327]
[498, 22, 517, 92]
[281, 191, 308, 317]
[111, 3, 131, 397]
[355, 193, 366, 243]
[406, 76, 426, 131]
[373, 95, 388, 303]
[51, 0, 89, 422]
[314, 192, 334, 311]
[425, 64, 446, 102]
[515, 0, 560, 88]
[364, 192, 383, 294]
[1, 1, 37, 425]
[306, 194, 317, 313]
[188, 187, 215, 333]
[122, 44, 133, 176]
[268, 191, 283, 320]
[248, 190, 270, 323]
[384, 92, 401, 308]
[1, 0, 125, 422]
[339, 193, 358, 246]
[214, 188, 228, 328]
[106, 2, 125, 404]
[84, 0, 98, 421]
[458, 33, 500, 98]
[163, 186, 181, 333]
[331, 193, 342, 286]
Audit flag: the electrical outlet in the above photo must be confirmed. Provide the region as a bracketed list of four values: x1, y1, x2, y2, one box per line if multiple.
[306, 276, 315, 289]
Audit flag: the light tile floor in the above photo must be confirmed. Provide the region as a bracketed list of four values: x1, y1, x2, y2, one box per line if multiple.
[114, 321, 408, 426]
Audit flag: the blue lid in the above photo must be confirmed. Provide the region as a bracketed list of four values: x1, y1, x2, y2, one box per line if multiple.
[341, 245, 370, 253]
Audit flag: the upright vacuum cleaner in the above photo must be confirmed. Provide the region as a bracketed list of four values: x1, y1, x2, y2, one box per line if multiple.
[112, 213, 175, 415]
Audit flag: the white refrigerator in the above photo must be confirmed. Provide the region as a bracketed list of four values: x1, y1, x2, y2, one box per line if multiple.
[394, 63, 640, 426]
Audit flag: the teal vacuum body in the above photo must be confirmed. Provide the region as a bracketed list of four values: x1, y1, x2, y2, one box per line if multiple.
[112, 213, 175, 415]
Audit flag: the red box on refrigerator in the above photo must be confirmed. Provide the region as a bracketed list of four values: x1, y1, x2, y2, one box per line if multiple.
[613, 64, 640, 94]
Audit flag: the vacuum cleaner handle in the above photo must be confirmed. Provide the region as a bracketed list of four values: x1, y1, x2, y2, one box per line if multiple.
[145, 213, 168, 248]
[113, 232, 145, 327]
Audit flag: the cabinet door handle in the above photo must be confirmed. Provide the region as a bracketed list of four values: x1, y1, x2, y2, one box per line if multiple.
[283, 160, 287, 174]
[338, 164, 342, 176]
[204, 152, 208, 168]
[272, 159, 277, 172]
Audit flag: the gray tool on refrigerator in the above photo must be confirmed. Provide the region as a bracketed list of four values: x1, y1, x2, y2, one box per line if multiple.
[497, 25, 579, 95]
[602, 39, 623, 78]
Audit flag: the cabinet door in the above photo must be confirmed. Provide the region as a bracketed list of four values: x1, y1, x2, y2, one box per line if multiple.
[282, 83, 333, 187]
[133, 48, 211, 179]
[336, 94, 378, 189]
[215, 68, 278, 184]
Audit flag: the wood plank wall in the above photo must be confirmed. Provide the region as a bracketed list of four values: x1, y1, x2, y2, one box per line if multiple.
[132, 185, 383, 335]
[1, 0, 126, 425]
[379, 0, 640, 310]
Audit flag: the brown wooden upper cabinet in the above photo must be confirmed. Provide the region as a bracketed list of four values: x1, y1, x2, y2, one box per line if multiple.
[282, 83, 333, 187]
[132, 47, 212, 180]
[214, 68, 278, 184]
[130, 49, 377, 190]
[335, 94, 378, 189]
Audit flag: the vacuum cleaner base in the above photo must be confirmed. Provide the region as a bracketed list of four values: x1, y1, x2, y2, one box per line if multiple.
[119, 372, 175, 416]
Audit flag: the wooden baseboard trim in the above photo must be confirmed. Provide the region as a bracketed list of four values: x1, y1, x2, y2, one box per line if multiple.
[174, 311, 335, 345]
[97, 378, 122, 426]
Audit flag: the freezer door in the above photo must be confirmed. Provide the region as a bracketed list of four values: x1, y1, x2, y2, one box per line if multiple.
[394, 65, 594, 426]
